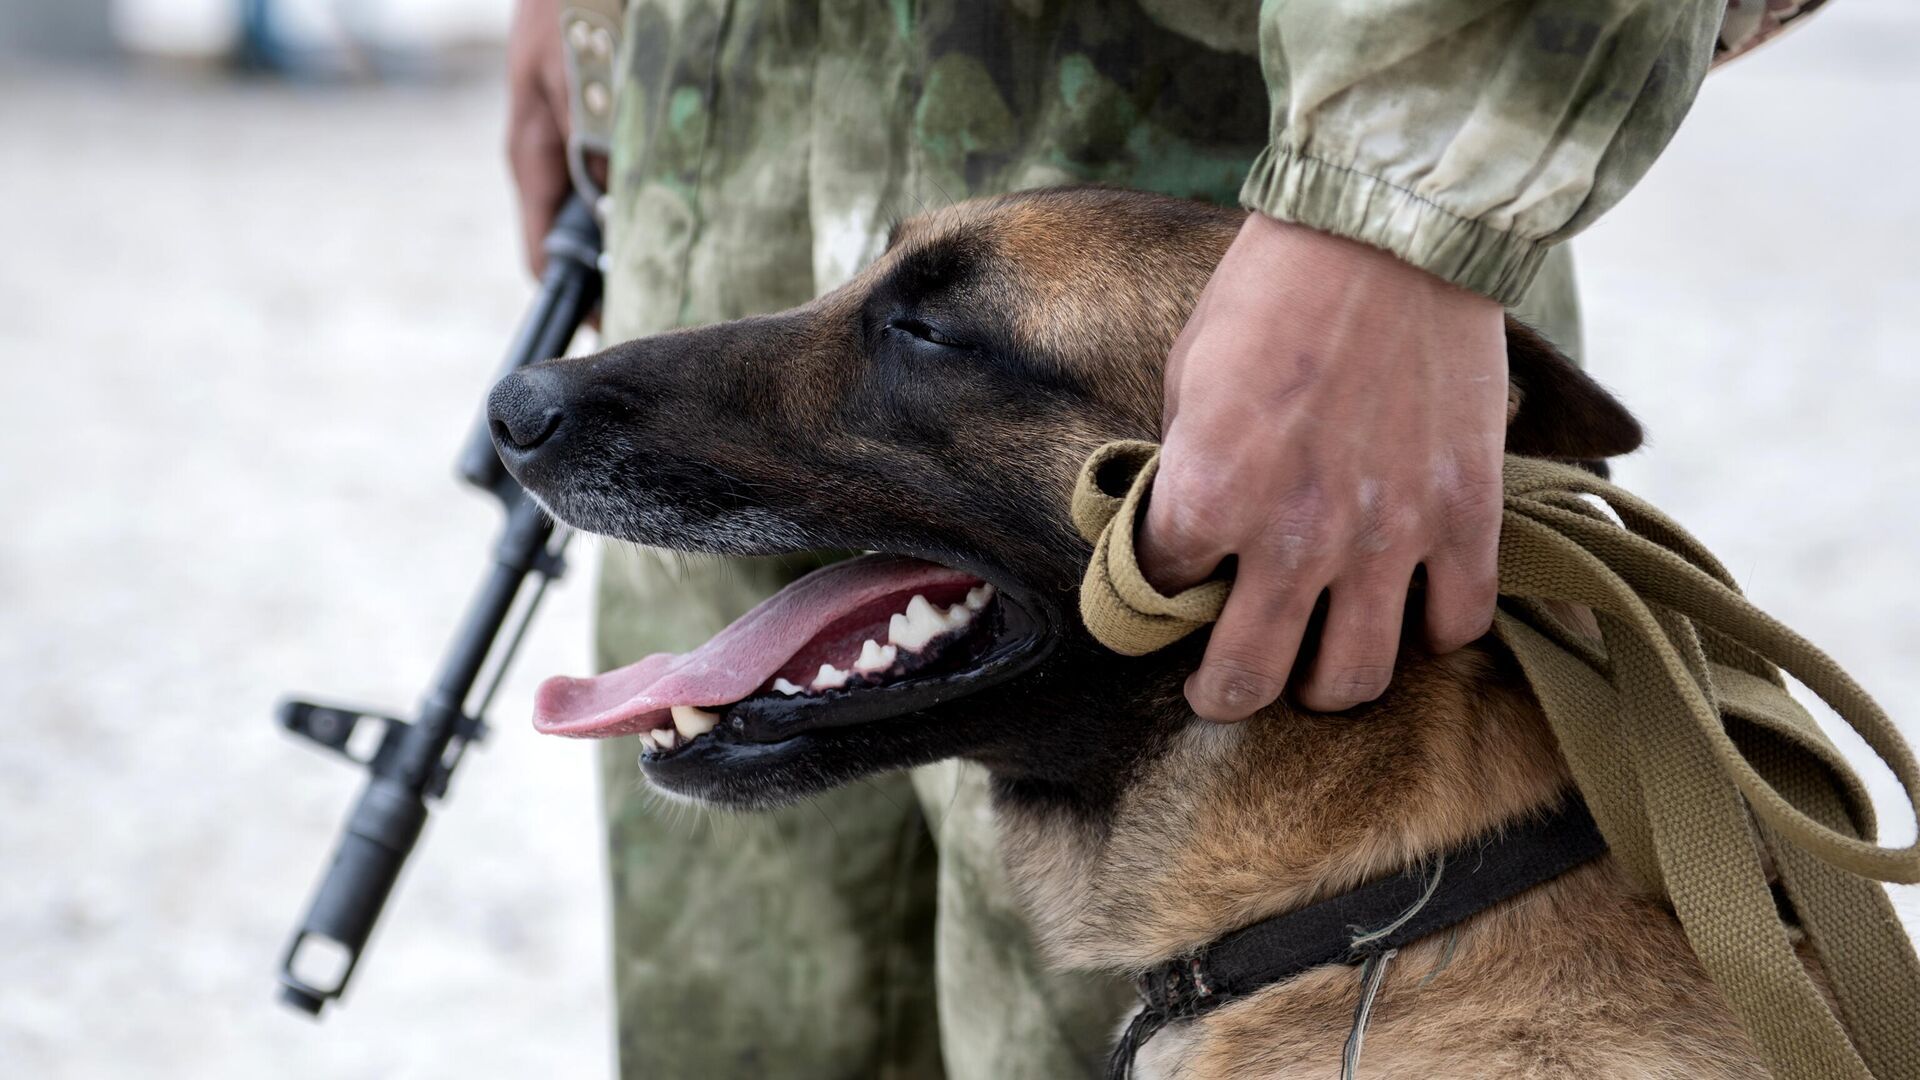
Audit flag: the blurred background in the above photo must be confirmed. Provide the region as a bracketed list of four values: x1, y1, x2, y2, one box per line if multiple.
[0, 2, 1915, 1077]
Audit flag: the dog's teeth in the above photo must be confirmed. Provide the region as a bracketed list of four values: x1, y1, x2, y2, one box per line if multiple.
[772, 677, 804, 696]
[891, 595, 947, 651]
[648, 728, 677, 751]
[812, 663, 851, 690]
[906, 594, 941, 624]
[965, 584, 995, 611]
[854, 639, 898, 675]
[945, 603, 972, 628]
[670, 705, 719, 739]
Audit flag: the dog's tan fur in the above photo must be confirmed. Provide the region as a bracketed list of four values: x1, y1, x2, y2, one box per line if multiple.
[517, 188, 1775, 1076]
[928, 194, 1771, 1077]
[999, 649, 1769, 1078]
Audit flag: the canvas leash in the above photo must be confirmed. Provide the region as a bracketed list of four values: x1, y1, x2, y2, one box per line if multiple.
[1072, 440, 1920, 1080]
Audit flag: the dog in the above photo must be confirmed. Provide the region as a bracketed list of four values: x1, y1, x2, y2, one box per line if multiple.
[487, 187, 1772, 1078]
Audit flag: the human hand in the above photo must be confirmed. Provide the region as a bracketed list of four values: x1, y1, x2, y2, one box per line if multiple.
[506, 0, 574, 278]
[1139, 213, 1508, 721]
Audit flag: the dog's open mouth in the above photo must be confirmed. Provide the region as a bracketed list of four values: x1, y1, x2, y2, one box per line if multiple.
[532, 553, 1050, 758]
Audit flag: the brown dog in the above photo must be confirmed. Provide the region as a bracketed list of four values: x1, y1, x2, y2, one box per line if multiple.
[488, 187, 1770, 1077]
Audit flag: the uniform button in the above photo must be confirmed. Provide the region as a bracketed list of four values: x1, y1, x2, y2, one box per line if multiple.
[567, 19, 592, 50]
[583, 81, 611, 116]
[590, 27, 615, 59]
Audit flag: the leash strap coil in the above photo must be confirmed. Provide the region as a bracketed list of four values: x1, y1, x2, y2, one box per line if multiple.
[1071, 440, 1920, 1080]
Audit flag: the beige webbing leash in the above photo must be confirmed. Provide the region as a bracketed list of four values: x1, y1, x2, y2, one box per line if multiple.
[1072, 440, 1920, 1080]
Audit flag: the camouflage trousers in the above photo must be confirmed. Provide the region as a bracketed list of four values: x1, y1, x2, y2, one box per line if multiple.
[591, 274, 1582, 1080]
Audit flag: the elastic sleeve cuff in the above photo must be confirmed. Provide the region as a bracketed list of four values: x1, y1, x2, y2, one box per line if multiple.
[1239, 144, 1551, 308]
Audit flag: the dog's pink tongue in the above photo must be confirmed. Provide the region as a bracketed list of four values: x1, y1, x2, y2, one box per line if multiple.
[533, 554, 976, 738]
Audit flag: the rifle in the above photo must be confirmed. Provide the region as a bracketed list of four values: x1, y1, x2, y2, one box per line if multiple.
[274, 194, 601, 1016]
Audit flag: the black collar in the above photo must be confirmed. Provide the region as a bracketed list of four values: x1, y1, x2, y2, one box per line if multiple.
[1108, 797, 1608, 1079]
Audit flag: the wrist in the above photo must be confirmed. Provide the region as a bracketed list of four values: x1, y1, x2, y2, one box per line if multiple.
[1240, 212, 1502, 317]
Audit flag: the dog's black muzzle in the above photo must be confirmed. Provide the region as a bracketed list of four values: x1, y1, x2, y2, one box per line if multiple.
[486, 364, 571, 473]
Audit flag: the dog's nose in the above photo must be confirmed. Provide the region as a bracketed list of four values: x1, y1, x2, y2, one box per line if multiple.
[487, 366, 568, 458]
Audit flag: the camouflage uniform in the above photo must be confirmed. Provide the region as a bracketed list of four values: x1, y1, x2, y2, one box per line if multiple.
[589, 2, 1817, 1076]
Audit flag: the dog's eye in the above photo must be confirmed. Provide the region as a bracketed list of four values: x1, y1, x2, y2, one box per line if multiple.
[888, 318, 965, 350]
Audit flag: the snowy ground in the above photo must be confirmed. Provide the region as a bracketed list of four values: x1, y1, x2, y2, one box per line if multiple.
[2, 5, 1917, 1077]
[0, 66, 608, 1079]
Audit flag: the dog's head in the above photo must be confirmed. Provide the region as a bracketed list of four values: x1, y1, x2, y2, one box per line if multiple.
[489, 187, 1638, 813]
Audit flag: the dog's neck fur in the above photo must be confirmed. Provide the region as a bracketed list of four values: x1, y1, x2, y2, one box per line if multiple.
[996, 645, 1571, 970]
[993, 643, 1770, 1078]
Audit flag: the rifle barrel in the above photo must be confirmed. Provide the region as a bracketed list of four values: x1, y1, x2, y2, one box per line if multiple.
[277, 194, 601, 1016]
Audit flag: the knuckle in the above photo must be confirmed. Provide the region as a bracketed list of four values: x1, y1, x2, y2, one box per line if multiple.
[1272, 480, 1330, 529]
[1424, 561, 1497, 649]
[1337, 663, 1395, 696]
[1431, 553, 1499, 600]
[1433, 515, 1498, 567]
[1195, 659, 1285, 716]
[1266, 482, 1376, 565]
[1438, 470, 1503, 527]
[1350, 502, 1420, 561]
[1157, 456, 1240, 512]
[1205, 642, 1286, 683]
[1235, 563, 1323, 619]
[1149, 477, 1245, 556]
[1259, 514, 1336, 567]
[1349, 519, 1395, 560]
[1428, 602, 1496, 653]
[1305, 663, 1395, 711]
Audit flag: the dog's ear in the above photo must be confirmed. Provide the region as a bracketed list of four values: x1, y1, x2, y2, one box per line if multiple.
[1502, 319, 1642, 461]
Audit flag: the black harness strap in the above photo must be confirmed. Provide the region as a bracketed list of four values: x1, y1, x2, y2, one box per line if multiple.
[1108, 798, 1608, 1079]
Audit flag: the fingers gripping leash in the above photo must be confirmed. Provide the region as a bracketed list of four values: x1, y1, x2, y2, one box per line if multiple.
[1073, 440, 1920, 1080]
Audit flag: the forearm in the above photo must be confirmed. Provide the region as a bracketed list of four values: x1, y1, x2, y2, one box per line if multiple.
[1245, 0, 1725, 305]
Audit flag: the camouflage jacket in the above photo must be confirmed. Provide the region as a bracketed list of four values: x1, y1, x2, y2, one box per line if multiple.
[1238, 0, 1826, 303]
[592, 0, 1826, 325]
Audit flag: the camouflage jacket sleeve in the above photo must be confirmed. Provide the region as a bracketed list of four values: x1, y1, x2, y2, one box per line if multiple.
[1240, 0, 1738, 306]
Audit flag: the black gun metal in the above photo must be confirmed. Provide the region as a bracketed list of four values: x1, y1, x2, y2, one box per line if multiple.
[274, 195, 601, 1017]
